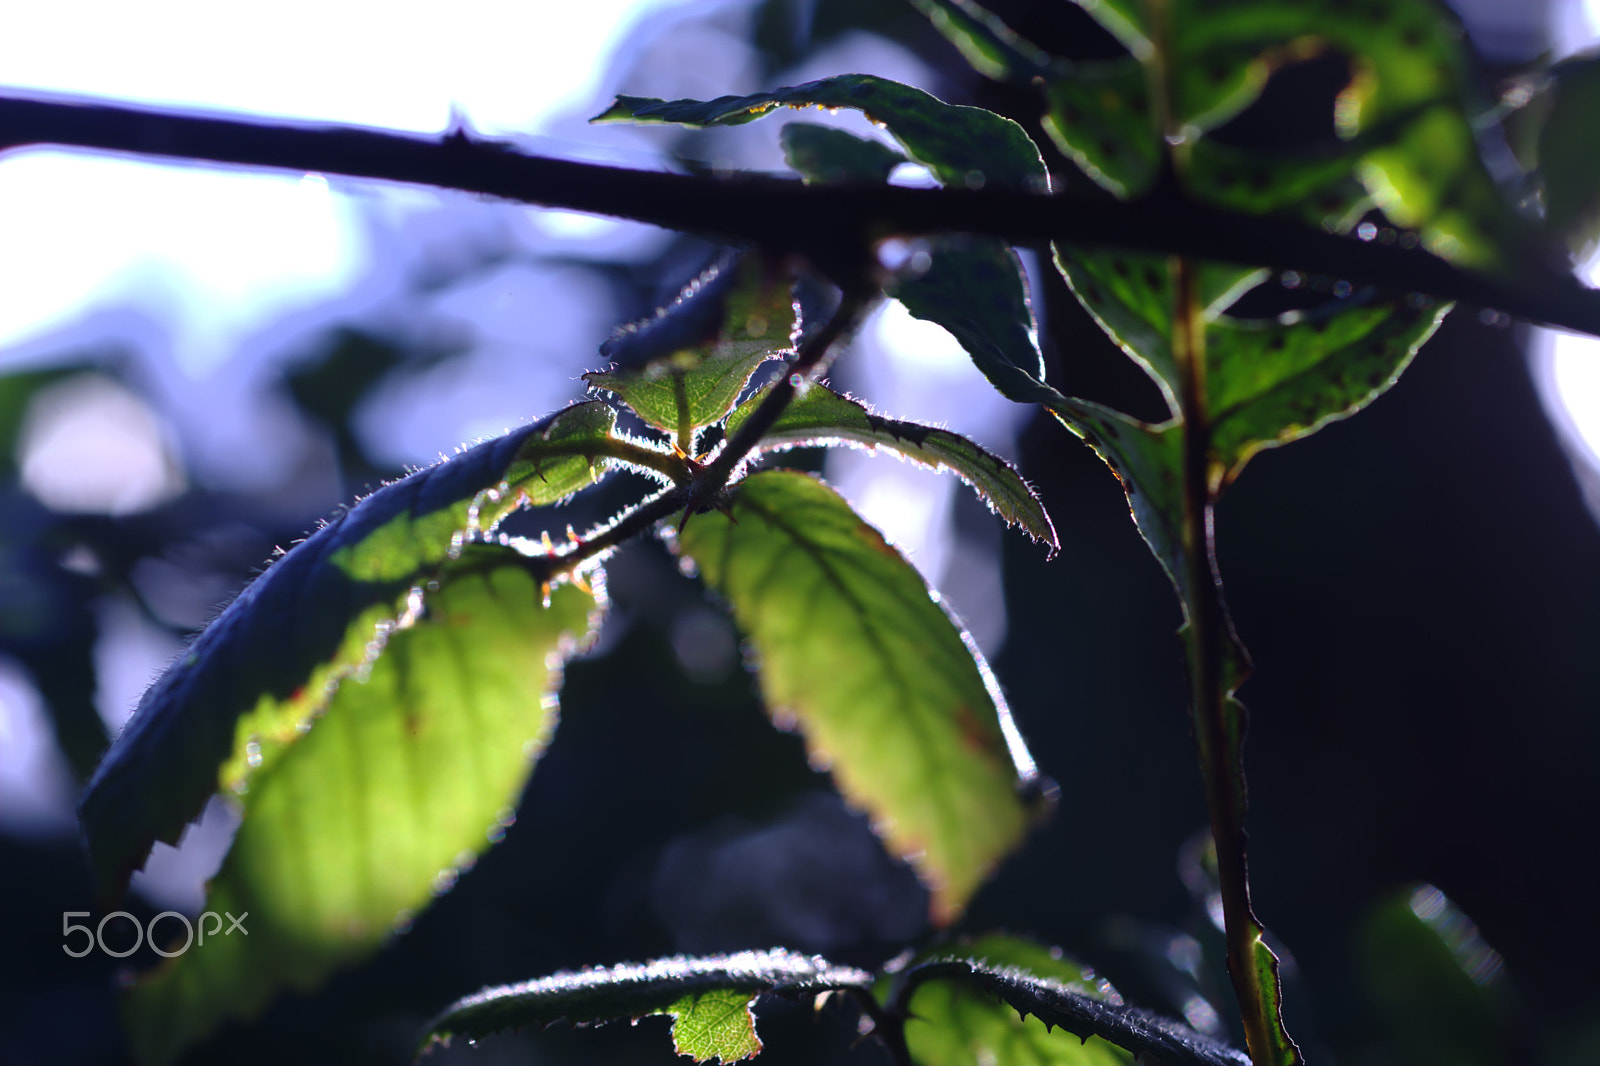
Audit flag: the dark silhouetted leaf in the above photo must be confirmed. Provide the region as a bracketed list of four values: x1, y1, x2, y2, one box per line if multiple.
[586, 255, 795, 453]
[890, 259, 1188, 602]
[910, 2, 1157, 196]
[673, 470, 1038, 923]
[78, 401, 669, 895]
[728, 380, 1055, 550]
[892, 238, 1049, 395]
[1537, 50, 1600, 259]
[1043, 395, 1188, 603]
[906, 0, 1051, 84]
[1066, 0, 1149, 57]
[595, 73, 1048, 192]
[781, 122, 906, 185]
[419, 949, 873, 1062]
[122, 555, 602, 1063]
[772, 119, 1050, 440]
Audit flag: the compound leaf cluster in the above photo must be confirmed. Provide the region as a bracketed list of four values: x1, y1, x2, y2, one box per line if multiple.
[71, 1, 1582, 1063]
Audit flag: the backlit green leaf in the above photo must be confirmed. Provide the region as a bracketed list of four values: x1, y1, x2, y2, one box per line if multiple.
[123, 553, 603, 1064]
[728, 380, 1055, 550]
[1320, 0, 1518, 266]
[1049, 248, 1446, 552]
[585, 256, 796, 453]
[897, 936, 1250, 1066]
[1052, 247, 1264, 420]
[595, 73, 1048, 192]
[673, 470, 1037, 923]
[1174, 0, 1523, 265]
[665, 989, 764, 1063]
[897, 934, 1132, 1066]
[1039, 58, 1159, 198]
[1040, 0, 1529, 268]
[78, 401, 667, 895]
[1206, 296, 1448, 489]
[418, 949, 872, 1061]
[1184, 139, 1373, 231]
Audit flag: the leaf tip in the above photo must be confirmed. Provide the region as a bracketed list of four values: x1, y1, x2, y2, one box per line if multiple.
[589, 97, 638, 124]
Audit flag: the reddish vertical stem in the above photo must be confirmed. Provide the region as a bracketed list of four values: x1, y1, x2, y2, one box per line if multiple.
[1171, 257, 1291, 1066]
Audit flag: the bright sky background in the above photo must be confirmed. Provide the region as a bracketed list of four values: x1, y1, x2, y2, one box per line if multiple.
[0, 0, 711, 875]
[0, 0, 715, 487]
[0, 0, 1015, 903]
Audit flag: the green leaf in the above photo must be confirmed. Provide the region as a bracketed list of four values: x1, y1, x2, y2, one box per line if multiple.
[673, 470, 1038, 923]
[418, 949, 873, 1061]
[780, 121, 906, 185]
[1172, 0, 1524, 265]
[1052, 247, 1264, 421]
[773, 122, 1052, 434]
[1066, 0, 1151, 60]
[727, 380, 1056, 551]
[123, 552, 603, 1064]
[889, 253, 1189, 604]
[78, 401, 666, 895]
[1038, 58, 1160, 198]
[665, 989, 764, 1063]
[585, 256, 796, 453]
[1317, 0, 1520, 266]
[1183, 139, 1374, 231]
[1537, 50, 1600, 259]
[1052, 244, 1446, 505]
[1358, 885, 1514, 1066]
[1206, 295, 1449, 489]
[1046, 0, 1529, 267]
[907, 4, 1158, 199]
[1042, 396, 1189, 604]
[891, 238, 1049, 391]
[595, 73, 1049, 193]
[907, 0, 1052, 84]
[897, 936, 1250, 1066]
[896, 934, 1132, 1066]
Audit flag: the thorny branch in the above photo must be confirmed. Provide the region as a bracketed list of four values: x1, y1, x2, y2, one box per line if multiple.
[5, 92, 1600, 336]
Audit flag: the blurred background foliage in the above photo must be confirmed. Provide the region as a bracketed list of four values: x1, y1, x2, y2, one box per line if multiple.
[2, 1, 1599, 1063]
